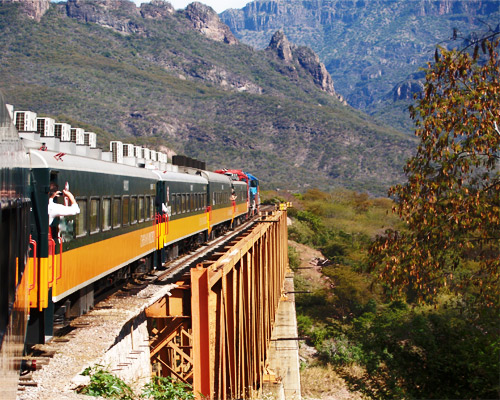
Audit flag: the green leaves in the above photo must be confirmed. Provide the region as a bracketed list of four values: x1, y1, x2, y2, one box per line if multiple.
[78, 366, 195, 400]
[141, 376, 195, 400]
[79, 365, 135, 399]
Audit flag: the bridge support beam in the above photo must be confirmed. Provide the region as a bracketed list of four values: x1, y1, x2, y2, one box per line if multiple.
[191, 210, 288, 399]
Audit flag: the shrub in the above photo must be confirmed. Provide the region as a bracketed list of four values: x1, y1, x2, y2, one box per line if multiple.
[78, 365, 135, 399]
[141, 376, 195, 400]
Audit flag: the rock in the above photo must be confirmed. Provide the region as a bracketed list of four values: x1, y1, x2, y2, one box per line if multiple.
[183, 2, 238, 45]
[267, 30, 293, 63]
[294, 46, 336, 96]
[266, 30, 340, 97]
[140, 0, 174, 20]
[68, 374, 90, 391]
[392, 80, 424, 101]
[1, 0, 50, 21]
[66, 0, 142, 35]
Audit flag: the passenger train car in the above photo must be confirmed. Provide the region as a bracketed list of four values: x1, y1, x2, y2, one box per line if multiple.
[0, 92, 32, 400]
[0, 94, 259, 399]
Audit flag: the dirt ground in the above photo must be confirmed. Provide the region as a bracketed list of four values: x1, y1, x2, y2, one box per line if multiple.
[289, 241, 366, 400]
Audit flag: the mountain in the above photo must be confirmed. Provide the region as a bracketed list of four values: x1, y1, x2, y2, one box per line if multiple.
[0, 0, 414, 194]
[221, 0, 500, 132]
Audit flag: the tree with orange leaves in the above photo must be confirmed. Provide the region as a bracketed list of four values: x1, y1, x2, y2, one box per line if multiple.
[370, 37, 499, 305]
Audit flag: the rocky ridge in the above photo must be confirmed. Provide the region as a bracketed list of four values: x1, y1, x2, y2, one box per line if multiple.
[221, 0, 499, 131]
[5, 0, 344, 100]
[183, 2, 237, 45]
[267, 30, 345, 102]
[0, 0, 50, 21]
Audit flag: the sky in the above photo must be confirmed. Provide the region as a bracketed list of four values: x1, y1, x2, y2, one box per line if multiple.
[131, 0, 251, 13]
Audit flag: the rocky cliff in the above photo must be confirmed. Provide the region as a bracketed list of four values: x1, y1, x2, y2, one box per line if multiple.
[183, 2, 237, 45]
[266, 30, 344, 101]
[0, 0, 50, 21]
[221, 0, 499, 131]
[64, 0, 238, 45]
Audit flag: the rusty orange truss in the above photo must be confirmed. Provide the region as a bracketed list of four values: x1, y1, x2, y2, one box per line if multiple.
[146, 209, 288, 399]
[191, 209, 288, 399]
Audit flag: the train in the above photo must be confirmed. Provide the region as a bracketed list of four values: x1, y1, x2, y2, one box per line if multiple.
[0, 91, 259, 399]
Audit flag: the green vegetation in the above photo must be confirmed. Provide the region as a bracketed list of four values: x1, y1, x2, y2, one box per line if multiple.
[271, 188, 499, 399]
[141, 376, 195, 400]
[78, 365, 195, 400]
[0, 1, 414, 194]
[79, 365, 135, 399]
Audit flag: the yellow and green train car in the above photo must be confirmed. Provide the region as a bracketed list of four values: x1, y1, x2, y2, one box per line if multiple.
[25, 148, 254, 344]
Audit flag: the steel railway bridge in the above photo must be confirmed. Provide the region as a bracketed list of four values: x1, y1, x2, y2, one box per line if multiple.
[145, 206, 295, 399]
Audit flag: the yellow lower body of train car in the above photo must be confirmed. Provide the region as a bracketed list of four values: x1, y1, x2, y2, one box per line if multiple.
[157, 203, 248, 248]
[52, 225, 157, 302]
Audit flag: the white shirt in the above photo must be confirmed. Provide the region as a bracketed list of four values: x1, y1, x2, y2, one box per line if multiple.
[48, 198, 80, 225]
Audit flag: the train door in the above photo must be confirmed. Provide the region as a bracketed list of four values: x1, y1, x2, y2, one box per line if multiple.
[26, 168, 55, 344]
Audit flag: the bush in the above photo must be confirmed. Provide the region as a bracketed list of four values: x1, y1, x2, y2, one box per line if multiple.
[288, 246, 301, 270]
[78, 365, 135, 399]
[348, 304, 500, 399]
[141, 376, 195, 400]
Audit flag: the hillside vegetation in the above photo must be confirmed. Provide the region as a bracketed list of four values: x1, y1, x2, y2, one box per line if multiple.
[267, 189, 499, 399]
[0, 0, 414, 194]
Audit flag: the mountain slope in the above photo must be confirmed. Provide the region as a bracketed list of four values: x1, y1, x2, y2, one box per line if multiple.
[0, 0, 414, 194]
[221, 0, 500, 132]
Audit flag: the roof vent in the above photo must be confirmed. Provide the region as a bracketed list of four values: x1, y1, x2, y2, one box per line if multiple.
[37, 117, 55, 137]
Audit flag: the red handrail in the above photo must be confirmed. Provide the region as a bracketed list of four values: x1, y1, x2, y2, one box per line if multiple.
[56, 237, 63, 281]
[48, 235, 55, 285]
[29, 235, 37, 291]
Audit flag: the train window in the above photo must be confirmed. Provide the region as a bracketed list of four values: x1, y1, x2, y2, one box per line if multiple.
[138, 196, 144, 222]
[113, 197, 121, 228]
[122, 196, 130, 226]
[75, 199, 87, 237]
[149, 197, 154, 220]
[175, 194, 180, 214]
[145, 196, 150, 221]
[181, 194, 186, 213]
[102, 198, 111, 231]
[171, 194, 177, 215]
[90, 198, 100, 234]
[130, 196, 137, 224]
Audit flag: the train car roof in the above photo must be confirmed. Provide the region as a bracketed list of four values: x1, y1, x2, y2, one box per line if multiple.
[243, 172, 259, 183]
[201, 170, 232, 185]
[151, 169, 208, 184]
[29, 149, 159, 180]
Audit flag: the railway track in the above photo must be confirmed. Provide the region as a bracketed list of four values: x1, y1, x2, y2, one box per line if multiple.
[148, 205, 275, 284]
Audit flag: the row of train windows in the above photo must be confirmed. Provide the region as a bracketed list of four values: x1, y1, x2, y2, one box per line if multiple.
[170, 193, 207, 216]
[73, 196, 155, 237]
[212, 190, 247, 206]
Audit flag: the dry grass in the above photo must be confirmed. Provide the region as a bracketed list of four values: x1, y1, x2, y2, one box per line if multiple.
[301, 364, 367, 400]
[290, 240, 368, 400]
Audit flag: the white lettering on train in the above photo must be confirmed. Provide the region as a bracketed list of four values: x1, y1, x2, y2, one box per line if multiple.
[140, 231, 155, 247]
